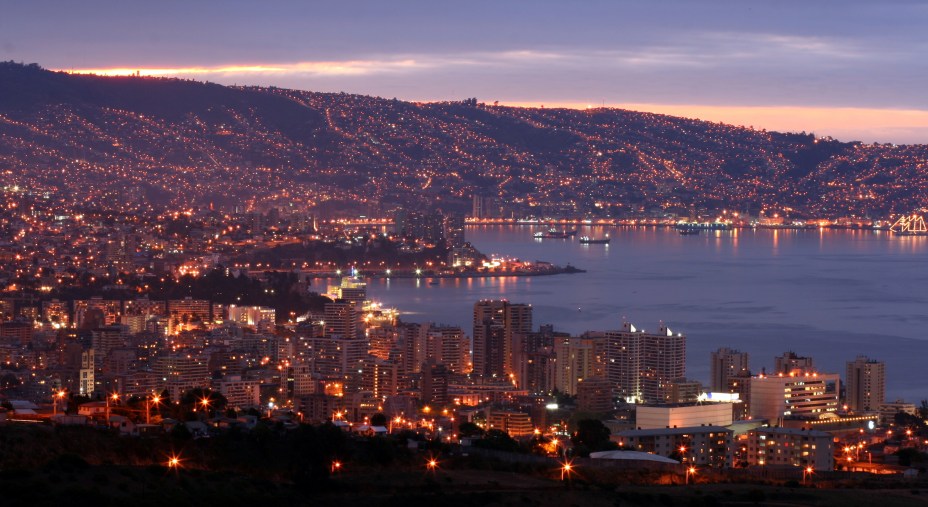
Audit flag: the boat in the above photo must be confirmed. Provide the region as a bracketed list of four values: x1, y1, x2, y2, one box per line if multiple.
[753, 222, 816, 230]
[534, 228, 573, 239]
[579, 235, 610, 244]
[890, 214, 928, 236]
[675, 221, 733, 232]
[678, 229, 700, 235]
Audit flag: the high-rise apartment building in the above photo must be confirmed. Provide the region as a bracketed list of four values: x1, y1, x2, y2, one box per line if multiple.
[444, 213, 466, 248]
[576, 376, 614, 414]
[400, 322, 429, 375]
[605, 322, 685, 403]
[774, 351, 814, 375]
[227, 305, 276, 328]
[472, 300, 532, 379]
[554, 335, 598, 395]
[167, 297, 211, 335]
[123, 298, 167, 318]
[0, 321, 32, 346]
[74, 297, 122, 328]
[428, 325, 471, 374]
[368, 325, 401, 361]
[323, 299, 362, 339]
[79, 348, 95, 395]
[421, 362, 450, 406]
[309, 334, 369, 390]
[360, 358, 399, 400]
[91, 325, 127, 369]
[396, 210, 445, 243]
[153, 351, 210, 400]
[523, 349, 556, 394]
[472, 194, 486, 219]
[511, 324, 560, 389]
[846, 356, 885, 412]
[710, 347, 750, 392]
[327, 276, 367, 304]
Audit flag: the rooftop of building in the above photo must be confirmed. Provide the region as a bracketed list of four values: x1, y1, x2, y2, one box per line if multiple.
[637, 401, 735, 409]
[751, 426, 832, 437]
[618, 425, 732, 437]
[589, 450, 680, 463]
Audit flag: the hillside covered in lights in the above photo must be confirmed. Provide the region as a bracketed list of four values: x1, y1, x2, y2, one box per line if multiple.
[1, 61, 925, 217]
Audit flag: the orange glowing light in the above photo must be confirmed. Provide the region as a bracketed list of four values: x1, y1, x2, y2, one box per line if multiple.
[560, 459, 574, 480]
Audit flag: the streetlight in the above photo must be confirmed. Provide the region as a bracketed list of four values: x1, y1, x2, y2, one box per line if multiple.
[167, 454, 182, 470]
[685, 466, 696, 485]
[52, 390, 66, 416]
[427, 457, 439, 473]
[803, 466, 814, 485]
[106, 392, 119, 426]
[200, 397, 211, 418]
[146, 394, 161, 425]
[560, 459, 574, 487]
[331, 460, 342, 473]
[551, 437, 559, 454]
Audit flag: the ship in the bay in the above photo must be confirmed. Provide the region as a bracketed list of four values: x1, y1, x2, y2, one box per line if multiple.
[675, 220, 733, 232]
[890, 214, 928, 236]
[579, 235, 610, 244]
[534, 228, 578, 239]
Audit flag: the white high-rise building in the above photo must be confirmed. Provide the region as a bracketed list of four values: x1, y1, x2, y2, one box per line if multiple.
[605, 322, 685, 403]
[846, 356, 885, 412]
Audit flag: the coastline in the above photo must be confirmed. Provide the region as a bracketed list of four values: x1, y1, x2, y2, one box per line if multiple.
[364, 265, 586, 279]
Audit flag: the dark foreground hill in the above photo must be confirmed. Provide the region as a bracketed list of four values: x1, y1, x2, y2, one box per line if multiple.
[1, 61, 925, 217]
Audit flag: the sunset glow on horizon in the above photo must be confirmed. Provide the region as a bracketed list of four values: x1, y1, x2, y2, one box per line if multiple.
[504, 102, 928, 144]
[56, 62, 928, 143]
[8, 1, 927, 143]
[60, 59, 423, 78]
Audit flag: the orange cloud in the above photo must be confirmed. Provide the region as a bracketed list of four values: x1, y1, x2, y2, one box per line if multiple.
[59, 59, 423, 78]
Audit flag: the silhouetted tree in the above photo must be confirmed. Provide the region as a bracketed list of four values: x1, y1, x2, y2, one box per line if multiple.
[572, 419, 616, 455]
[474, 429, 521, 453]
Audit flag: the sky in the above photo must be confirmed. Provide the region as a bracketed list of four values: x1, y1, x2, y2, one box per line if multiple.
[3, 0, 927, 144]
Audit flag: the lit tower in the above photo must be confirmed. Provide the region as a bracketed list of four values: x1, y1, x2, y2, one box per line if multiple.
[845, 356, 885, 412]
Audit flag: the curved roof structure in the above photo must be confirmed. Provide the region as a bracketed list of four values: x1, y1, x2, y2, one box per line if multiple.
[589, 450, 680, 464]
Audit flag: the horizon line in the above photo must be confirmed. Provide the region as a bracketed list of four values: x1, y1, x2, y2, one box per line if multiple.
[52, 66, 928, 145]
